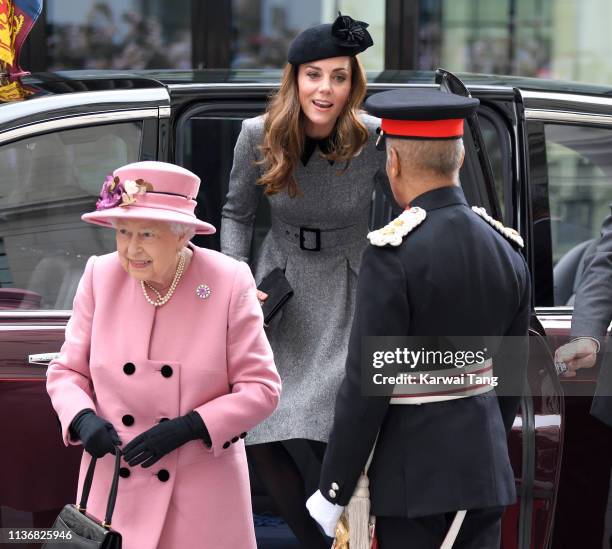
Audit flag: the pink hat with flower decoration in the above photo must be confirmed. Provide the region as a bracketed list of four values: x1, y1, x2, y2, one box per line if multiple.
[81, 161, 216, 235]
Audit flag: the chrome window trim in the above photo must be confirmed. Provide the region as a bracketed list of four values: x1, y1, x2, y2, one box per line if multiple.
[535, 307, 573, 315]
[167, 82, 439, 92]
[167, 83, 282, 91]
[0, 311, 71, 318]
[521, 90, 612, 108]
[0, 88, 170, 126]
[165, 82, 512, 94]
[0, 109, 158, 146]
[0, 325, 67, 331]
[368, 83, 438, 89]
[465, 84, 513, 92]
[159, 106, 171, 118]
[535, 308, 573, 328]
[524, 109, 612, 125]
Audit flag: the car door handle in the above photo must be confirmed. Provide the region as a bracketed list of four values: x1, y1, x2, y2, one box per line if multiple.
[28, 352, 60, 366]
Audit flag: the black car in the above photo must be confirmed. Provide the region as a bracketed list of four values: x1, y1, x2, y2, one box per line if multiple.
[0, 68, 611, 549]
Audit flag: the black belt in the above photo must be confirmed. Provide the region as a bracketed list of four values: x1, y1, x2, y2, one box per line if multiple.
[271, 219, 365, 252]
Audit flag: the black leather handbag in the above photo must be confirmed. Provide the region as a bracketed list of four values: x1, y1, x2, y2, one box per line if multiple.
[257, 268, 294, 326]
[42, 450, 122, 549]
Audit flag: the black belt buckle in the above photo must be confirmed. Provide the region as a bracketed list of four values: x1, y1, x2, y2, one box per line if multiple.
[299, 227, 321, 251]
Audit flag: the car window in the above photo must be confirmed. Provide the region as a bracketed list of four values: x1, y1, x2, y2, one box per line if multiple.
[0, 122, 143, 310]
[177, 107, 267, 256]
[479, 109, 512, 224]
[542, 123, 612, 306]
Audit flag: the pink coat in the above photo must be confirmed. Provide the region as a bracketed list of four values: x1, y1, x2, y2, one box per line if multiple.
[46, 245, 281, 549]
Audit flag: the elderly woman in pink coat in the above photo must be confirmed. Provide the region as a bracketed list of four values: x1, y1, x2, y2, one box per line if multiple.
[46, 161, 281, 549]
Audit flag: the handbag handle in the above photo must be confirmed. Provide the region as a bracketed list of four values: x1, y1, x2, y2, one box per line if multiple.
[77, 447, 122, 529]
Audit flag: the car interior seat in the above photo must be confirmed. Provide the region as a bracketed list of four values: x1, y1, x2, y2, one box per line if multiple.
[553, 238, 596, 306]
[26, 256, 86, 310]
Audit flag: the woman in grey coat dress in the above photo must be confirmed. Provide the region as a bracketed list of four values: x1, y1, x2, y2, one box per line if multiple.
[220, 14, 390, 547]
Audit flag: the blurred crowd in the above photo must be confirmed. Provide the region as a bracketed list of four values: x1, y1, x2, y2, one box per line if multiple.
[47, 3, 191, 71]
[46, 1, 551, 76]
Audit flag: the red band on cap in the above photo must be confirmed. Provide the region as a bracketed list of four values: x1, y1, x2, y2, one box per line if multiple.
[381, 118, 464, 138]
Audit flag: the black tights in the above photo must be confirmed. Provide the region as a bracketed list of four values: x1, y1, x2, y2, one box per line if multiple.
[247, 440, 329, 549]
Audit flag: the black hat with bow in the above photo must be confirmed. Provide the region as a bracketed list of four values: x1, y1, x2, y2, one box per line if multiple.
[287, 13, 374, 66]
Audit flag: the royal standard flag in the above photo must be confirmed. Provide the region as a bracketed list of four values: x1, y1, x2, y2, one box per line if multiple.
[0, 79, 33, 101]
[0, 0, 42, 76]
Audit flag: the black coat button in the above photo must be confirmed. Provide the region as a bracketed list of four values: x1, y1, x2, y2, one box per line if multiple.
[123, 363, 136, 375]
[222, 441, 230, 449]
[161, 365, 173, 378]
[122, 414, 134, 426]
[119, 467, 130, 478]
[159, 417, 169, 423]
[231, 436, 239, 443]
[239, 432, 247, 439]
[157, 469, 170, 482]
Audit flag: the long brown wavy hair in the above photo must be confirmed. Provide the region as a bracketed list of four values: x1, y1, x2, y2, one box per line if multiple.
[257, 56, 368, 197]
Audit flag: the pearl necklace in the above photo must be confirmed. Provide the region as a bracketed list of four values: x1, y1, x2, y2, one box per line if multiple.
[140, 251, 186, 307]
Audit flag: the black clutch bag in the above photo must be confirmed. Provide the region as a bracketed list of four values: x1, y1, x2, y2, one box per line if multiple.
[257, 268, 294, 326]
[42, 449, 122, 549]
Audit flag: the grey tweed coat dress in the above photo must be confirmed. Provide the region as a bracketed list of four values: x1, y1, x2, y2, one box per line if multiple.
[220, 113, 388, 444]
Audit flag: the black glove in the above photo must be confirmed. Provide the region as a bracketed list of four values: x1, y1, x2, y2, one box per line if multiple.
[123, 411, 209, 468]
[70, 409, 122, 458]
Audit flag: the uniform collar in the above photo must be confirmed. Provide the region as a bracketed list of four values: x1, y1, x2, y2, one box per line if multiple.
[301, 133, 335, 166]
[409, 185, 467, 211]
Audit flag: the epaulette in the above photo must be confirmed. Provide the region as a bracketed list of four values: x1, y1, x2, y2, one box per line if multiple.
[367, 207, 427, 247]
[471, 206, 524, 248]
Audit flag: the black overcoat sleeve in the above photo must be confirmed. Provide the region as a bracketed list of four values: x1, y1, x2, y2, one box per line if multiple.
[318, 244, 410, 505]
[571, 213, 612, 426]
[571, 213, 612, 342]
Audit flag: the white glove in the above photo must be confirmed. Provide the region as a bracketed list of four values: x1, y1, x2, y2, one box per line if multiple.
[306, 489, 345, 537]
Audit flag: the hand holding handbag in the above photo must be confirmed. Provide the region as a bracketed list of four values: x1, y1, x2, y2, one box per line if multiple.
[42, 448, 123, 549]
[257, 268, 294, 326]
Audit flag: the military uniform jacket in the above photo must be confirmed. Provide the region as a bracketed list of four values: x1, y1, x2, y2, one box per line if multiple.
[319, 185, 531, 518]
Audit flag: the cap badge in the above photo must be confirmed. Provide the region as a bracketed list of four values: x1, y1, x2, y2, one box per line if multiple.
[471, 206, 524, 248]
[367, 207, 427, 247]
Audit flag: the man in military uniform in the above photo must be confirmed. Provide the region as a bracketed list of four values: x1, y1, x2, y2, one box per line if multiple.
[307, 89, 531, 548]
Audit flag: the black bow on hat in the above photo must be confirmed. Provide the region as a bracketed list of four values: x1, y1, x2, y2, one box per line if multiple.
[331, 13, 370, 48]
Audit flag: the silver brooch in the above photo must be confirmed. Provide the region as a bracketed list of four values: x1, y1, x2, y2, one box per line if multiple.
[196, 284, 211, 299]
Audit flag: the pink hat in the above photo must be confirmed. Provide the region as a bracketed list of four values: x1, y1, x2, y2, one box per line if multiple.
[81, 161, 216, 235]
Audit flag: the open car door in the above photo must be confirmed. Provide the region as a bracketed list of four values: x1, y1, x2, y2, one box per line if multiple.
[435, 69, 564, 549]
[512, 86, 612, 549]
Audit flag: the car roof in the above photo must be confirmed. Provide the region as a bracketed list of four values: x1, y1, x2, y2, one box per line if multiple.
[3, 69, 612, 105]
